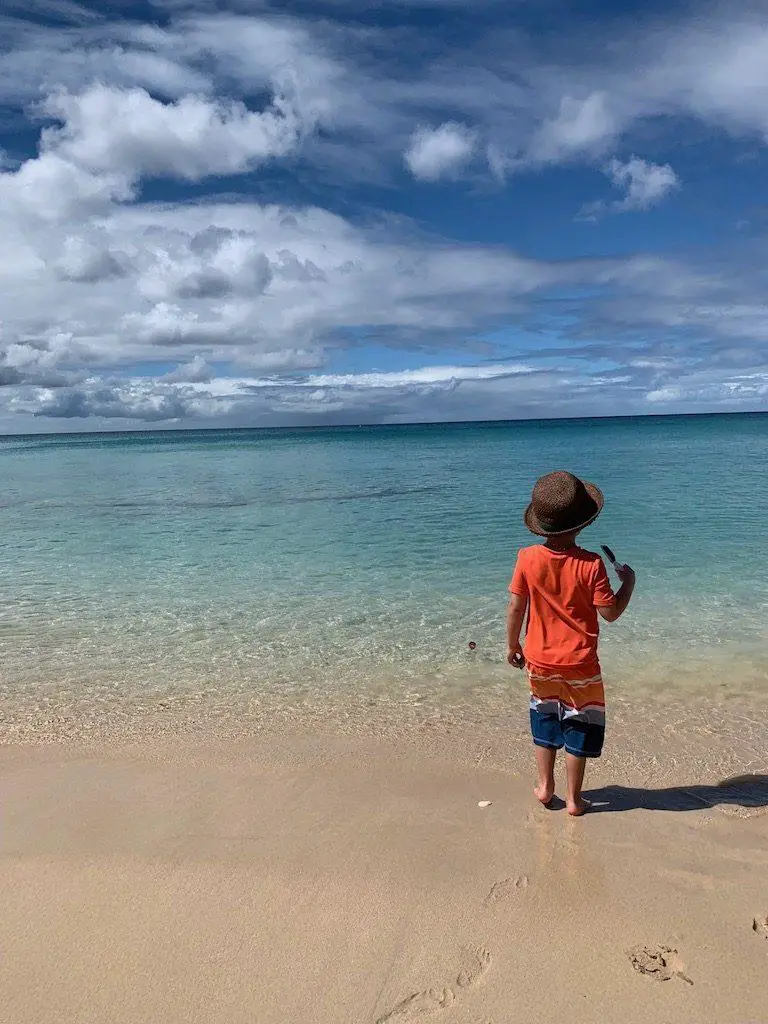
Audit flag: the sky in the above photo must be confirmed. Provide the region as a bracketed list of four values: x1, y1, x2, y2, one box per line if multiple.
[1, 0, 768, 431]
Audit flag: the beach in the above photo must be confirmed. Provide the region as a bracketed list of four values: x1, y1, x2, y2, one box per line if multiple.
[2, 417, 768, 1021]
[2, 0, 768, 1011]
[3, 710, 768, 1024]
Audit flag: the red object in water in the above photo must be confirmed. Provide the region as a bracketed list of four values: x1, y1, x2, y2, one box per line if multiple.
[468, 641, 477, 650]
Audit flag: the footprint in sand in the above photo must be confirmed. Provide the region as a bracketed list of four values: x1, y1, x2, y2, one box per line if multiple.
[753, 915, 768, 942]
[456, 947, 492, 989]
[484, 876, 529, 905]
[376, 988, 455, 1023]
[626, 945, 693, 985]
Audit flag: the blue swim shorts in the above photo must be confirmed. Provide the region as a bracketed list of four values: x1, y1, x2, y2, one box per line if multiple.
[529, 707, 605, 759]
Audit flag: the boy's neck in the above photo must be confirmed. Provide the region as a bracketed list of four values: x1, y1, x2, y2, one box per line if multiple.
[544, 531, 579, 552]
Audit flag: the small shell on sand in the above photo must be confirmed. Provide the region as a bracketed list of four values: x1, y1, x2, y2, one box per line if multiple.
[478, 800, 492, 808]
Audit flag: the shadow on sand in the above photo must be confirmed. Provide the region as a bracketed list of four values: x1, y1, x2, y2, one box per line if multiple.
[585, 774, 768, 814]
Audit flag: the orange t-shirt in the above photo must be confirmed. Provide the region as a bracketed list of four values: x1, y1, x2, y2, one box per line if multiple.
[508, 545, 616, 670]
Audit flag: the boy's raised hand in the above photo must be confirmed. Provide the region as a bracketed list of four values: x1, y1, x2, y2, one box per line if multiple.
[615, 563, 636, 587]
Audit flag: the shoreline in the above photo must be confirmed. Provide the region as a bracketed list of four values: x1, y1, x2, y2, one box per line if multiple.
[3, 683, 767, 785]
[2, 725, 767, 1024]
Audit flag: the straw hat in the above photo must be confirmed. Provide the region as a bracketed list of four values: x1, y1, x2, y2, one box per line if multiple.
[524, 471, 604, 537]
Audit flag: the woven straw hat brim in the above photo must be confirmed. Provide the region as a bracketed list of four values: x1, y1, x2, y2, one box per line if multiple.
[523, 481, 604, 537]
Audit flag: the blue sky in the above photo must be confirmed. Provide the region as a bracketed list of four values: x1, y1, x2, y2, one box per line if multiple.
[0, 0, 767, 430]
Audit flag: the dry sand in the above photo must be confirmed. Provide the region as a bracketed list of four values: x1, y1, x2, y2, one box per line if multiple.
[2, 722, 768, 1024]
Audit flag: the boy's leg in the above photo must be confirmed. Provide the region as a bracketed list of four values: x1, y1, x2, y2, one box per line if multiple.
[561, 708, 603, 816]
[533, 744, 557, 806]
[529, 707, 562, 806]
[564, 753, 588, 816]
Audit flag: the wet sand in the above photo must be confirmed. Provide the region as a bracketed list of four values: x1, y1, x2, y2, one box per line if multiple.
[2, 715, 768, 1024]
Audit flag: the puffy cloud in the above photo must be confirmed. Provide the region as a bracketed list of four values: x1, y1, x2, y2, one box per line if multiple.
[0, 82, 310, 223]
[528, 92, 617, 164]
[4, 7, 768, 182]
[42, 85, 305, 182]
[54, 234, 130, 282]
[647, 19, 768, 138]
[34, 383, 192, 421]
[0, 179, 589, 378]
[0, 4, 767, 430]
[490, 16, 768, 170]
[405, 122, 476, 181]
[163, 356, 214, 384]
[605, 157, 679, 211]
[134, 231, 273, 305]
[0, 335, 86, 387]
[0, 158, 765, 428]
[581, 156, 680, 217]
[0, 152, 131, 220]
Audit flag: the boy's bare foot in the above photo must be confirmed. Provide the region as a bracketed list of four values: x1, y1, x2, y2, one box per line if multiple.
[566, 797, 591, 817]
[534, 783, 555, 806]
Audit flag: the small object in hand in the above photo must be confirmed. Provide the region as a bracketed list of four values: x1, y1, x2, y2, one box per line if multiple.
[478, 800, 492, 808]
[468, 641, 477, 650]
[508, 646, 525, 669]
[601, 544, 618, 566]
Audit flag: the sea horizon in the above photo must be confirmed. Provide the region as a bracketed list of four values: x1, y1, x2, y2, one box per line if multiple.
[1, 407, 766, 443]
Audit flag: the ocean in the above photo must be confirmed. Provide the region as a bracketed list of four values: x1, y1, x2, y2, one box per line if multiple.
[2, 413, 768, 739]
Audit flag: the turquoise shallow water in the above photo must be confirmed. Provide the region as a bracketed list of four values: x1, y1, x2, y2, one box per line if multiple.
[2, 414, 768, 732]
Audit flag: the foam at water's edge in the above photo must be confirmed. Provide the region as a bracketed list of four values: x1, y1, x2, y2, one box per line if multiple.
[2, 672, 767, 792]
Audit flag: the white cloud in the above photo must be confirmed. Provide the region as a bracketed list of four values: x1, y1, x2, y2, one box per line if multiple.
[13, 361, 584, 425]
[528, 92, 617, 163]
[581, 155, 680, 217]
[0, 5, 767, 430]
[0, 165, 598, 393]
[645, 19, 768, 139]
[0, 143, 762, 428]
[605, 156, 679, 211]
[645, 371, 768, 406]
[0, 24, 211, 109]
[405, 122, 476, 181]
[54, 233, 130, 282]
[24, 352, 764, 429]
[44, 83, 305, 181]
[163, 356, 214, 384]
[34, 382, 192, 422]
[5, 344, 768, 431]
[646, 386, 683, 403]
[4, 8, 768, 182]
[0, 80, 312, 224]
[247, 362, 533, 389]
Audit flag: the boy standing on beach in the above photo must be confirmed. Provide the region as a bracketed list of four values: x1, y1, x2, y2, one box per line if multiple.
[506, 471, 635, 816]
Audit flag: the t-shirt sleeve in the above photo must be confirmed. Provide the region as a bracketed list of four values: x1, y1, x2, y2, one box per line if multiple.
[592, 557, 616, 607]
[508, 552, 529, 598]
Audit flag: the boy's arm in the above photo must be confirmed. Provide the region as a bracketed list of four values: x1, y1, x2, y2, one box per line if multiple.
[506, 593, 527, 668]
[598, 563, 636, 622]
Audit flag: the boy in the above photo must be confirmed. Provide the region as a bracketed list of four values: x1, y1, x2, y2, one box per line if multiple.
[506, 471, 635, 816]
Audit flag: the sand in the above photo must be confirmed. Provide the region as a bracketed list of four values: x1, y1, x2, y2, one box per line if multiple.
[2, 717, 768, 1024]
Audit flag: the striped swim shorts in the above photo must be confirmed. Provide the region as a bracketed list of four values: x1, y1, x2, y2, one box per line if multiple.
[526, 661, 606, 758]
